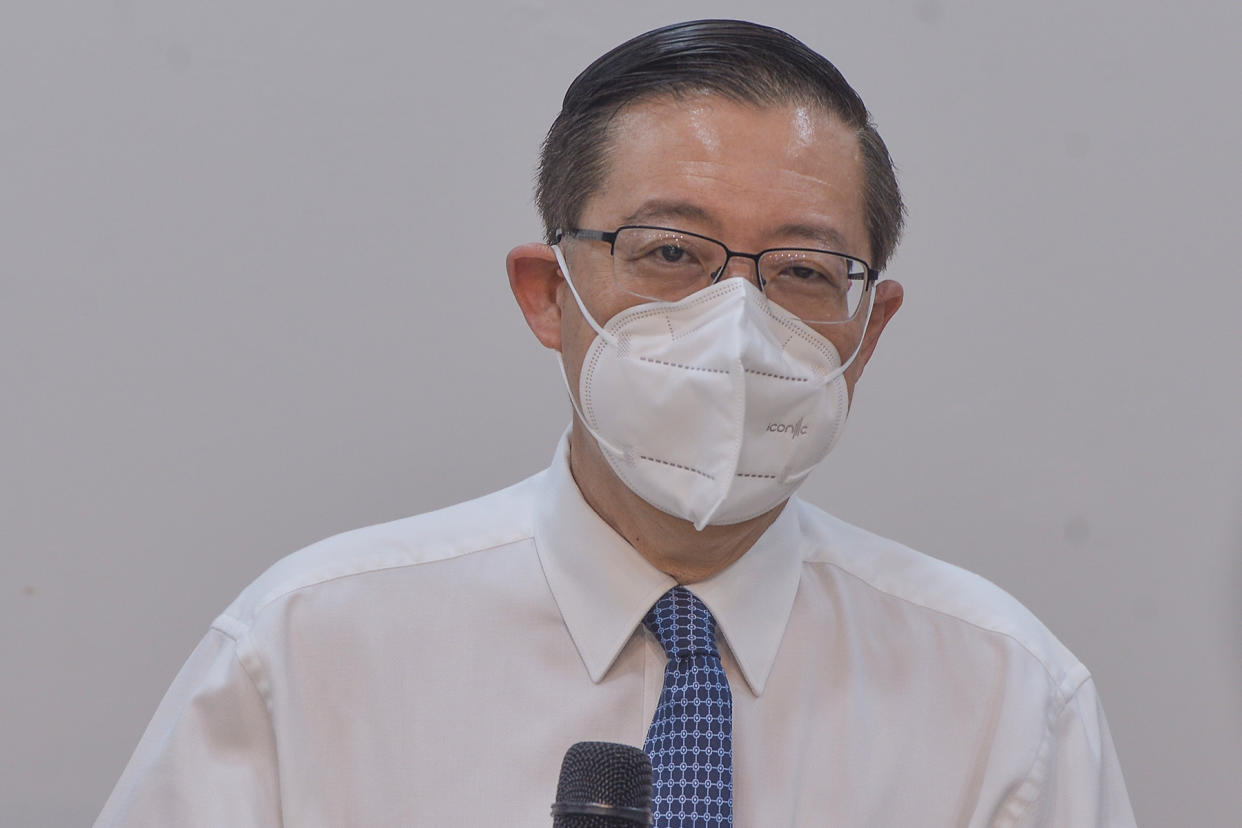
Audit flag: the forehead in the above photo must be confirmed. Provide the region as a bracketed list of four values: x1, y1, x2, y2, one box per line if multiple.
[584, 94, 869, 257]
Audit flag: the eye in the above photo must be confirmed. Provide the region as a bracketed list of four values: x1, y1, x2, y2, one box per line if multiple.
[787, 265, 826, 281]
[765, 251, 851, 293]
[657, 244, 687, 263]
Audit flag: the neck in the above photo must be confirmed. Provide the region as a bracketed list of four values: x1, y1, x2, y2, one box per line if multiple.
[567, 425, 784, 583]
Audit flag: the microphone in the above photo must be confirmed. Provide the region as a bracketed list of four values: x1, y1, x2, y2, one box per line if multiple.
[551, 741, 653, 827]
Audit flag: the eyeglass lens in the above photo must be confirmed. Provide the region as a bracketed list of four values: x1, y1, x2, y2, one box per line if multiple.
[610, 227, 868, 324]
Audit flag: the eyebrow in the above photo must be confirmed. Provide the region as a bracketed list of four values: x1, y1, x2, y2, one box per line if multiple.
[620, 200, 715, 227]
[770, 222, 849, 252]
[619, 200, 851, 253]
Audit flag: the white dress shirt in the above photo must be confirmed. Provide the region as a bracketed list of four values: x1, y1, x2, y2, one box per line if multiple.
[97, 434, 1136, 826]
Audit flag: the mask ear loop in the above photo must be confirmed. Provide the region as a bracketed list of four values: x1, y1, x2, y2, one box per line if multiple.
[554, 352, 628, 460]
[840, 283, 877, 372]
[552, 244, 616, 346]
[796, 278, 877, 390]
[551, 244, 626, 459]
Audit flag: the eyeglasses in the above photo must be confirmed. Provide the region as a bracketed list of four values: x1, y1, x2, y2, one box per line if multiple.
[557, 225, 878, 325]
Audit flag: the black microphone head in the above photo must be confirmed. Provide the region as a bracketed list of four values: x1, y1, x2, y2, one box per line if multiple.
[552, 741, 653, 827]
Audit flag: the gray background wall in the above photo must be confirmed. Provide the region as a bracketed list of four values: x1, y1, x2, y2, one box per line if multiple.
[3, 2, 1239, 825]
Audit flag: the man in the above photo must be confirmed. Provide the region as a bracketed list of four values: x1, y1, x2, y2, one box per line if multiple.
[97, 20, 1136, 827]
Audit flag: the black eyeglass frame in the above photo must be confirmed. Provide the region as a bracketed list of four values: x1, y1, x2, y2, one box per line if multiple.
[555, 225, 880, 290]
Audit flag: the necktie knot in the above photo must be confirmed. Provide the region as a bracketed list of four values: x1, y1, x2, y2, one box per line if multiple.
[643, 586, 721, 663]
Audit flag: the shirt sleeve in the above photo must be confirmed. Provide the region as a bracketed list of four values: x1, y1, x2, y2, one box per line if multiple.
[94, 626, 283, 827]
[1010, 677, 1137, 828]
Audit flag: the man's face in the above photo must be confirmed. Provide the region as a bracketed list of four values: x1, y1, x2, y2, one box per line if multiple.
[507, 91, 902, 543]
[557, 94, 875, 400]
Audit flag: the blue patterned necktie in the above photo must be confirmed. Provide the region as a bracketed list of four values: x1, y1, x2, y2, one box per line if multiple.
[642, 586, 733, 827]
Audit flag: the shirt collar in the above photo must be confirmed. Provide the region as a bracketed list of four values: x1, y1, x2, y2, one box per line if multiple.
[533, 430, 804, 697]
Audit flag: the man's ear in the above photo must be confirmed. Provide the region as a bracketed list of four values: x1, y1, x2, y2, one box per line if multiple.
[507, 243, 565, 351]
[850, 279, 904, 382]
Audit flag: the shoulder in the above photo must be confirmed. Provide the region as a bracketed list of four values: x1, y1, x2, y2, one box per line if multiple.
[212, 471, 545, 635]
[793, 499, 1088, 698]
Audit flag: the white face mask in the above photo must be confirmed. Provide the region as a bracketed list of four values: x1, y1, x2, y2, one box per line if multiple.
[553, 245, 871, 531]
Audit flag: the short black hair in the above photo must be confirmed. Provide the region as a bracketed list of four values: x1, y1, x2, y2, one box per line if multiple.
[536, 19, 905, 271]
